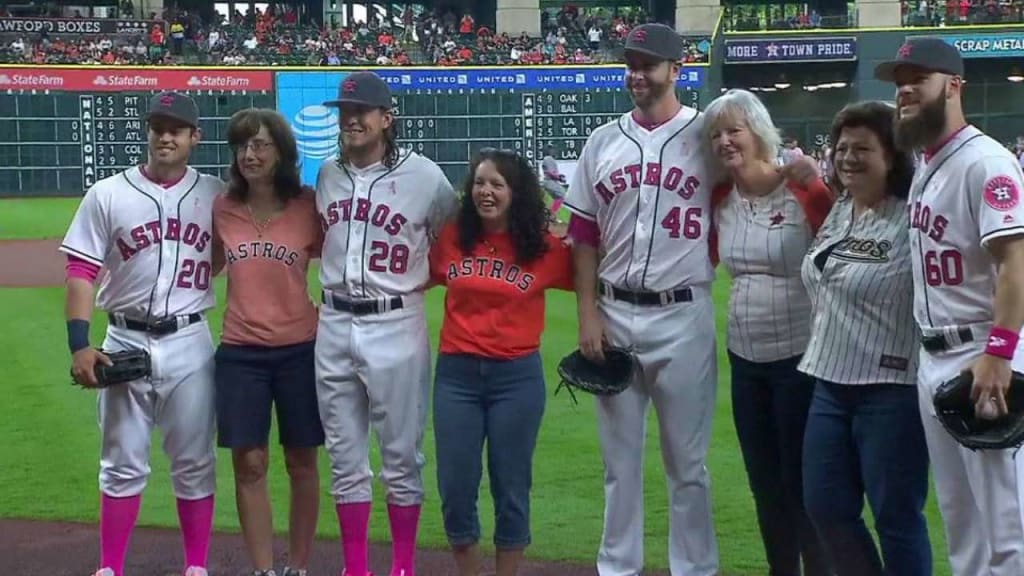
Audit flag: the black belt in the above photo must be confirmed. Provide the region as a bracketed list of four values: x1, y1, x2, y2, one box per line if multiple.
[922, 327, 974, 353]
[599, 283, 693, 306]
[109, 313, 203, 336]
[322, 291, 403, 316]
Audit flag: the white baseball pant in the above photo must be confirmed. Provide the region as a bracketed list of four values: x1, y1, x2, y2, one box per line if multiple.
[97, 319, 217, 499]
[315, 291, 431, 506]
[917, 331, 1024, 576]
[595, 284, 719, 576]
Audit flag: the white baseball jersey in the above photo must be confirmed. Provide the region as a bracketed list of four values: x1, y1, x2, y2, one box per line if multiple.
[715, 182, 814, 363]
[909, 125, 1024, 330]
[799, 195, 919, 385]
[59, 166, 223, 318]
[564, 107, 719, 292]
[316, 148, 457, 298]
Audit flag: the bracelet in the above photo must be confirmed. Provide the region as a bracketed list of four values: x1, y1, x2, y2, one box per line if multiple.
[67, 319, 90, 354]
[984, 326, 1019, 360]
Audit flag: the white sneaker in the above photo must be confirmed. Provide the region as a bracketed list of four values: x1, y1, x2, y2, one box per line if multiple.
[92, 570, 115, 576]
[184, 567, 209, 576]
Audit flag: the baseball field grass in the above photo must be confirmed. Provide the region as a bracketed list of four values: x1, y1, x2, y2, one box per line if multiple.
[0, 197, 954, 575]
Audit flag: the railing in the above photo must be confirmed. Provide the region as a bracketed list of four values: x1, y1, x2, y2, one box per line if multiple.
[722, 4, 859, 31]
[903, 6, 1024, 27]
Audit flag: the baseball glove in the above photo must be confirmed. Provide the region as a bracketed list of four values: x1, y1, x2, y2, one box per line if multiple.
[72, 349, 152, 388]
[555, 347, 638, 404]
[933, 370, 1024, 452]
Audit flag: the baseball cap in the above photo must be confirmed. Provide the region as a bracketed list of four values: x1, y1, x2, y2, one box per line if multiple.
[624, 23, 685, 62]
[874, 37, 965, 82]
[323, 71, 392, 109]
[143, 91, 199, 128]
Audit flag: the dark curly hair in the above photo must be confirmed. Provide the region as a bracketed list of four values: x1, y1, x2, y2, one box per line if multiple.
[457, 148, 551, 264]
[225, 108, 303, 202]
[829, 101, 915, 200]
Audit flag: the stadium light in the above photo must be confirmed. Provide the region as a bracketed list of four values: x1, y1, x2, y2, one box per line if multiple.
[1008, 68, 1024, 83]
[774, 75, 791, 90]
[805, 85, 819, 92]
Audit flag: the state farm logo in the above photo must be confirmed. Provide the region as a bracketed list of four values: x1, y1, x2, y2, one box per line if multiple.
[0, 72, 64, 87]
[92, 73, 158, 88]
[187, 74, 251, 88]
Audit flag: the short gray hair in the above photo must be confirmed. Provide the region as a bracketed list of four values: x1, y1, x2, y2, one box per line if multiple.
[702, 89, 782, 163]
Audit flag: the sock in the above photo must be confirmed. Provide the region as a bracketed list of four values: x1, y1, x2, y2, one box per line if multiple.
[387, 503, 421, 576]
[176, 495, 215, 569]
[552, 198, 564, 214]
[337, 502, 371, 576]
[100, 493, 142, 575]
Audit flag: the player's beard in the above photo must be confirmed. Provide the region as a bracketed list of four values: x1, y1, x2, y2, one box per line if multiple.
[895, 88, 948, 152]
[629, 71, 672, 110]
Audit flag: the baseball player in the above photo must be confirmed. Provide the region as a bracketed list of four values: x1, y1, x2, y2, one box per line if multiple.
[565, 24, 721, 576]
[876, 38, 1024, 575]
[62, 91, 222, 576]
[315, 71, 458, 576]
[540, 145, 566, 221]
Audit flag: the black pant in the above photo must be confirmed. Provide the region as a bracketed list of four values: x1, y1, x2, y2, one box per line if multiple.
[729, 351, 832, 576]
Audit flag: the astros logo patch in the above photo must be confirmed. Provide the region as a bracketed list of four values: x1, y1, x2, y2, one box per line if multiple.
[343, 79, 358, 93]
[983, 175, 1020, 211]
[897, 43, 912, 58]
[633, 29, 647, 43]
[160, 94, 175, 106]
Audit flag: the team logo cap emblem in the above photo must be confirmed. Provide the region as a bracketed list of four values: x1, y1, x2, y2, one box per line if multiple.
[898, 43, 912, 58]
[343, 78, 358, 93]
[159, 94, 175, 106]
[633, 29, 647, 43]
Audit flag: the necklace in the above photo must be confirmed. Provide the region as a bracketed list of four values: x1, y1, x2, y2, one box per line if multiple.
[246, 202, 279, 237]
[481, 238, 497, 255]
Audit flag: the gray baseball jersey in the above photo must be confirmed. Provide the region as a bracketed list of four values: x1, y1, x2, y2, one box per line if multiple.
[564, 107, 718, 292]
[315, 148, 457, 298]
[908, 125, 1024, 329]
[60, 166, 223, 318]
[799, 195, 919, 385]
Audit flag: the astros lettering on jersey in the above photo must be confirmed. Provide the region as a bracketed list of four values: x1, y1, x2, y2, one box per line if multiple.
[565, 107, 717, 291]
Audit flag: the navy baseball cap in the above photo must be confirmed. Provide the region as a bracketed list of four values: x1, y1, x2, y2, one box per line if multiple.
[624, 23, 685, 62]
[143, 91, 199, 128]
[323, 71, 392, 109]
[875, 37, 965, 82]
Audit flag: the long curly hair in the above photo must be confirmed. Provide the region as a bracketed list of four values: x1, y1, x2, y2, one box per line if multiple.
[225, 108, 303, 202]
[457, 148, 551, 265]
[828, 101, 915, 200]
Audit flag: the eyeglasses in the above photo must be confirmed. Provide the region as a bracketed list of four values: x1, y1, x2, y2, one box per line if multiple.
[235, 140, 275, 153]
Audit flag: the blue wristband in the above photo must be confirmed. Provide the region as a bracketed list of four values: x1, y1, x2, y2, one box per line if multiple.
[67, 319, 90, 353]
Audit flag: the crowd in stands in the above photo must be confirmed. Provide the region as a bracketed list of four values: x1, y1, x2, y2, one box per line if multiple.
[723, 3, 857, 30]
[0, 3, 711, 67]
[901, 0, 1024, 26]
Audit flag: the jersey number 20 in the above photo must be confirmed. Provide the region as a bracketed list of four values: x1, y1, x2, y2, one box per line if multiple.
[661, 207, 702, 239]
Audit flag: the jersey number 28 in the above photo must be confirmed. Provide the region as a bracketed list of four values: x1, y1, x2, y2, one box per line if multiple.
[661, 207, 702, 239]
[368, 241, 410, 274]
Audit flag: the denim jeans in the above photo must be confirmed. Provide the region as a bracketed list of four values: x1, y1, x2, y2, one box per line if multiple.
[729, 351, 832, 576]
[433, 351, 546, 549]
[803, 380, 931, 576]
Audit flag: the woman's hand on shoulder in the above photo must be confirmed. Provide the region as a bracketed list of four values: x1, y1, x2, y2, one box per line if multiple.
[777, 156, 821, 189]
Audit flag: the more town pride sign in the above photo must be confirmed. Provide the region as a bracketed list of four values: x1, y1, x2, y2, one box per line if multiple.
[724, 37, 858, 64]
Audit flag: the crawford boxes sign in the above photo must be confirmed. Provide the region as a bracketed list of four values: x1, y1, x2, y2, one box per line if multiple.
[0, 17, 162, 36]
[725, 37, 858, 64]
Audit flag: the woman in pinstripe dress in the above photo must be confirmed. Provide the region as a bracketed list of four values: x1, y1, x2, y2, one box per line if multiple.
[705, 89, 834, 576]
[799, 101, 931, 575]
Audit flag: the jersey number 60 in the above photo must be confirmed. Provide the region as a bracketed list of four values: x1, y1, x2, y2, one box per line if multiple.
[924, 249, 964, 287]
[660, 207, 702, 239]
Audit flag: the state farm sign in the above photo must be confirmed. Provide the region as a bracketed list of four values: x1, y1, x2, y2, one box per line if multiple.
[0, 67, 273, 92]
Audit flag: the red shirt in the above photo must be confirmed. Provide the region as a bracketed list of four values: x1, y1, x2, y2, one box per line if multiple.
[430, 223, 573, 359]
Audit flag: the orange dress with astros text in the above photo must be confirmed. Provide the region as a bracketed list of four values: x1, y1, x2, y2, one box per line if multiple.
[430, 222, 574, 360]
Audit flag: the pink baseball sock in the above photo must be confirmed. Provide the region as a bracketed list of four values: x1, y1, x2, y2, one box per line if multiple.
[337, 502, 372, 576]
[387, 503, 421, 576]
[552, 198, 564, 213]
[176, 495, 214, 569]
[100, 493, 142, 575]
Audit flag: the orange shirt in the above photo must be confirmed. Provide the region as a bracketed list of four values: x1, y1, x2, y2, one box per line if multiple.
[213, 191, 322, 347]
[430, 223, 574, 359]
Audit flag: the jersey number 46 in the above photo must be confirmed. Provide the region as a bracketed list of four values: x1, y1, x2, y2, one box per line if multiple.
[660, 207, 703, 239]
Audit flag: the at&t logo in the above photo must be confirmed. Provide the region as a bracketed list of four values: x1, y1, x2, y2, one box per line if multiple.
[292, 105, 340, 161]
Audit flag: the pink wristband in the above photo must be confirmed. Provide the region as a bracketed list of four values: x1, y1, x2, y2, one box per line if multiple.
[985, 326, 1019, 360]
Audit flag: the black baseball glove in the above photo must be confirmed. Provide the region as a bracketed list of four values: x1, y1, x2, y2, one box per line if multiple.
[933, 370, 1024, 452]
[555, 347, 638, 404]
[72, 349, 152, 388]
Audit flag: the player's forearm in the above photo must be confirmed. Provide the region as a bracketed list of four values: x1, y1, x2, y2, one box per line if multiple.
[991, 240, 1024, 334]
[573, 243, 600, 315]
[65, 278, 96, 322]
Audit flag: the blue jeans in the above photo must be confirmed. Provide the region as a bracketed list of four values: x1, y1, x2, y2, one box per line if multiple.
[729, 352, 831, 576]
[803, 380, 931, 576]
[433, 352, 546, 549]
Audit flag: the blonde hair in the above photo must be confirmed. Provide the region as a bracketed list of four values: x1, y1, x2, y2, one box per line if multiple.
[702, 89, 782, 163]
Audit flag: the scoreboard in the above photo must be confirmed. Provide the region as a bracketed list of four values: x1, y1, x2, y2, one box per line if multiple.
[0, 66, 708, 197]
